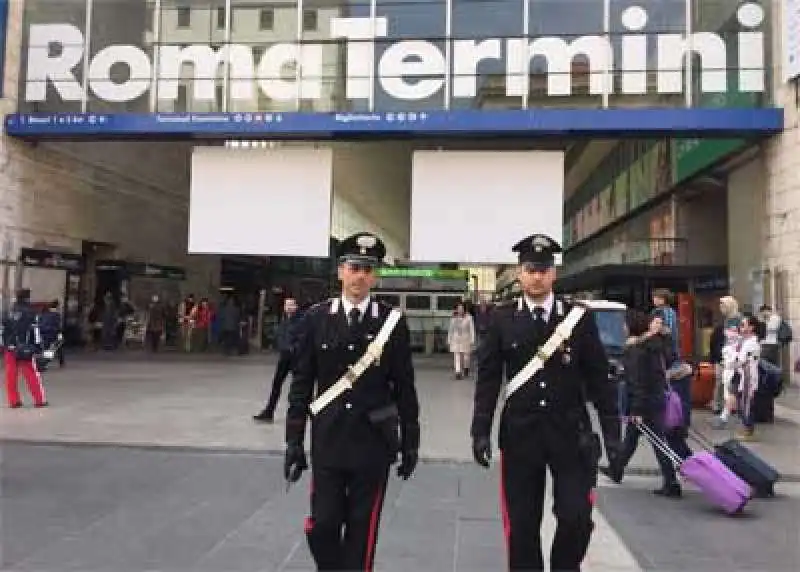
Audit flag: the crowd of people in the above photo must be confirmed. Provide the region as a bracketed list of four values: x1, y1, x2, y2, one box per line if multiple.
[85, 292, 257, 356]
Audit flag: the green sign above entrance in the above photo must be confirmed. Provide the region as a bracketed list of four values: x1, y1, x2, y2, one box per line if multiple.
[376, 268, 468, 280]
[671, 138, 747, 185]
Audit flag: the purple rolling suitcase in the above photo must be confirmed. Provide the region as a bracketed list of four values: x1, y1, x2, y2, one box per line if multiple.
[637, 422, 752, 515]
[679, 451, 752, 514]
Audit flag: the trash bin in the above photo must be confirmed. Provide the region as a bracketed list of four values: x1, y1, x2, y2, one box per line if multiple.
[692, 362, 715, 408]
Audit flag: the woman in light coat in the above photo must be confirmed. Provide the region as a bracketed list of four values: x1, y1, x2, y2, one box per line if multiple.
[448, 302, 475, 379]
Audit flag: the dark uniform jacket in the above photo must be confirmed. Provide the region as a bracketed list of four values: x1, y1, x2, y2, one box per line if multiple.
[286, 298, 420, 469]
[274, 311, 304, 353]
[1, 302, 41, 352]
[38, 309, 62, 344]
[472, 296, 619, 455]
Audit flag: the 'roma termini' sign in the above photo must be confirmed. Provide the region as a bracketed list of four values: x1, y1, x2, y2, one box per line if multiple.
[24, 3, 766, 104]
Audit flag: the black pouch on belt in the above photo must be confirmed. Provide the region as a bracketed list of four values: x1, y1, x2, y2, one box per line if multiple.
[367, 403, 401, 454]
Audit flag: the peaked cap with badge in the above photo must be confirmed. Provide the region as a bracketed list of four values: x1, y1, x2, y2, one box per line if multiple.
[512, 233, 562, 269]
[337, 232, 387, 265]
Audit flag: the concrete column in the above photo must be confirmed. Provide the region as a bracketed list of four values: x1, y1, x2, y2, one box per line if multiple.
[727, 155, 767, 312]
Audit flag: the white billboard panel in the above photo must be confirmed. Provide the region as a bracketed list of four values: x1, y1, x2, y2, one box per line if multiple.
[410, 151, 565, 264]
[189, 147, 333, 257]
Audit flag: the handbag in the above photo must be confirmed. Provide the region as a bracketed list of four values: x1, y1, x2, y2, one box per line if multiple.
[663, 384, 684, 430]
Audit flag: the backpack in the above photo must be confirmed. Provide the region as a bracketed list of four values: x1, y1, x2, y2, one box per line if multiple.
[777, 320, 793, 345]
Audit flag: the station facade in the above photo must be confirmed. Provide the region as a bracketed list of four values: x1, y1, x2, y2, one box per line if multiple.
[0, 0, 797, 366]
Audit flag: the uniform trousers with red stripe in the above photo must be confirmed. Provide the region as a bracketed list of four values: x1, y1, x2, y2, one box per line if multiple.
[4, 350, 47, 406]
[499, 426, 596, 572]
[305, 463, 389, 571]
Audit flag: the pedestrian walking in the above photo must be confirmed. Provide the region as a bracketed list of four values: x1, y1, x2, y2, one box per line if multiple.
[2, 289, 48, 408]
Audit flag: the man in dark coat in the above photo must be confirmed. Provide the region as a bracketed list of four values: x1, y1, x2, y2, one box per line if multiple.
[39, 300, 64, 367]
[254, 296, 304, 422]
[471, 234, 621, 572]
[284, 231, 420, 571]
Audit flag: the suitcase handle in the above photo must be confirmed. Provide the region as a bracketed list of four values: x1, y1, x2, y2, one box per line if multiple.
[634, 420, 685, 468]
[687, 427, 716, 451]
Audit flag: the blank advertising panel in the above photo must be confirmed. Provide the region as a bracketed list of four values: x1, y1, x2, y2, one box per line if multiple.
[410, 151, 565, 264]
[189, 146, 333, 257]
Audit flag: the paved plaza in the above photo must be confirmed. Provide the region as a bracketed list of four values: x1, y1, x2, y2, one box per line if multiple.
[1, 353, 799, 571]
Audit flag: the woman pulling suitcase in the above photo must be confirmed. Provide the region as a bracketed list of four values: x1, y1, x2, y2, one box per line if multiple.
[603, 309, 690, 497]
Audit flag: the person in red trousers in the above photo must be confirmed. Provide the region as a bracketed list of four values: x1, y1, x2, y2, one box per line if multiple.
[2, 288, 47, 408]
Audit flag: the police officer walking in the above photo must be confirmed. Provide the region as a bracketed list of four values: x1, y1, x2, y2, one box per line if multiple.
[284, 232, 420, 571]
[2, 289, 48, 408]
[471, 234, 621, 572]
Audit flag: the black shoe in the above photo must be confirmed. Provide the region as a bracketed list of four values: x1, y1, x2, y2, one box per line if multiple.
[34, 402, 49, 408]
[464, 368, 470, 377]
[253, 410, 274, 423]
[9, 402, 22, 409]
[600, 464, 624, 484]
[653, 483, 682, 498]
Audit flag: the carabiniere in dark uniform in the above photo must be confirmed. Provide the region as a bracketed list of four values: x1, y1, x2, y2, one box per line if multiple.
[471, 234, 621, 572]
[284, 232, 420, 572]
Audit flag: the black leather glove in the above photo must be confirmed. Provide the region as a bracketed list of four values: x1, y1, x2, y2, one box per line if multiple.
[397, 449, 418, 480]
[284, 443, 308, 483]
[472, 436, 492, 468]
[599, 416, 622, 463]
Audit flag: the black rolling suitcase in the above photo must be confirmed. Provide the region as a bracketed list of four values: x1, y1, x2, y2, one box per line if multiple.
[690, 430, 779, 497]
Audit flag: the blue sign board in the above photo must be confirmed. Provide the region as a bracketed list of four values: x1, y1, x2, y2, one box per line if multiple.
[3, 108, 784, 140]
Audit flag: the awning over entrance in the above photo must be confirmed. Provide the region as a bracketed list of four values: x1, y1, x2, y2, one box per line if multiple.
[3, 108, 784, 141]
[556, 263, 728, 294]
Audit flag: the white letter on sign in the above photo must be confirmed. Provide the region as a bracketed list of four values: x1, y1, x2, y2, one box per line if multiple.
[25, 24, 84, 102]
[257, 43, 323, 101]
[88, 45, 151, 102]
[330, 17, 386, 100]
[379, 40, 445, 100]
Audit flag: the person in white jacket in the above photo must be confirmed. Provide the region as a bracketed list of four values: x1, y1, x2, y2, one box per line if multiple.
[448, 302, 475, 379]
[734, 314, 761, 439]
[713, 313, 760, 438]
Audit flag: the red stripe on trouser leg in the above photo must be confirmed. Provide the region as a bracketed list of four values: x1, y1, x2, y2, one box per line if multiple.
[21, 359, 46, 405]
[4, 351, 21, 406]
[363, 485, 385, 572]
[500, 452, 511, 570]
[305, 477, 315, 532]
[588, 488, 597, 506]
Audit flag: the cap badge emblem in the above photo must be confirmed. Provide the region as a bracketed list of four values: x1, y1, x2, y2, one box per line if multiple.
[532, 235, 549, 250]
[356, 235, 377, 254]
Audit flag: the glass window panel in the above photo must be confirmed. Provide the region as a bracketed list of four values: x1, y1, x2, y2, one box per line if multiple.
[88, 0, 158, 113]
[19, 0, 88, 112]
[527, 0, 604, 108]
[450, 0, 525, 110]
[300, 1, 371, 113]
[405, 295, 432, 310]
[436, 295, 463, 312]
[225, 1, 298, 113]
[373, 0, 447, 111]
[452, 0, 524, 38]
[690, 0, 769, 109]
[374, 39, 447, 111]
[157, 1, 227, 112]
[608, 0, 685, 109]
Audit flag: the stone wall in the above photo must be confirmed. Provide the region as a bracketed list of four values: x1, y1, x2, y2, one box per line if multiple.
[764, 0, 800, 375]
